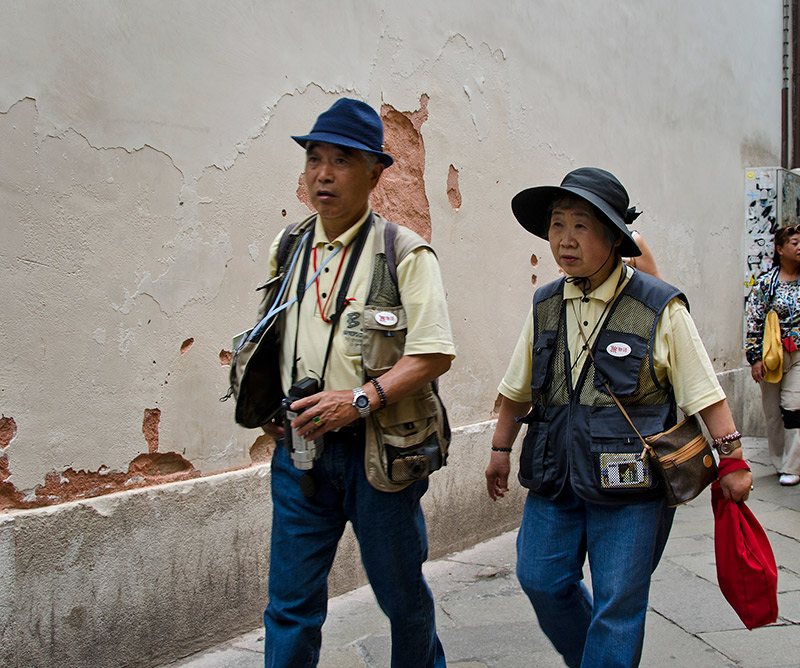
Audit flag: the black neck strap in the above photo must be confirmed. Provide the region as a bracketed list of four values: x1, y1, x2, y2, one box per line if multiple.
[290, 213, 373, 388]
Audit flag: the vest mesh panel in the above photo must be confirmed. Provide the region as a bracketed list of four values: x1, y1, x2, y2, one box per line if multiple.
[367, 253, 401, 306]
[535, 289, 672, 409]
[537, 293, 570, 406]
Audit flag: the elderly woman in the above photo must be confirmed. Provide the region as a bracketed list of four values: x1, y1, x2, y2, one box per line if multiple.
[485, 168, 752, 668]
[746, 225, 800, 486]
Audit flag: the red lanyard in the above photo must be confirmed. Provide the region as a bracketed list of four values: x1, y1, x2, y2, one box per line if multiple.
[313, 245, 349, 323]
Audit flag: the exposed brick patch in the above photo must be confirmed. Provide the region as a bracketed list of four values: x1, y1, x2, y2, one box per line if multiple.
[0, 453, 198, 512]
[219, 349, 232, 366]
[180, 338, 194, 355]
[0, 455, 16, 509]
[373, 96, 431, 241]
[447, 164, 462, 210]
[143, 408, 161, 453]
[0, 416, 16, 448]
[127, 452, 195, 478]
[249, 434, 275, 464]
[295, 95, 432, 241]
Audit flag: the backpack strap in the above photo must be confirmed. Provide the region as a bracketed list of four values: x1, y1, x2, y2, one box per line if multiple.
[276, 222, 298, 271]
[372, 214, 433, 291]
[275, 214, 317, 273]
[384, 220, 399, 286]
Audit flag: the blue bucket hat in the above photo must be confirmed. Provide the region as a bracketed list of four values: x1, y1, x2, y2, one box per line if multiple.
[511, 167, 642, 257]
[292, 98, 394, 167]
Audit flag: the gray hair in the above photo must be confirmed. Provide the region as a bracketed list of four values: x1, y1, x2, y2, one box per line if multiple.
[360, 150, 380, 171]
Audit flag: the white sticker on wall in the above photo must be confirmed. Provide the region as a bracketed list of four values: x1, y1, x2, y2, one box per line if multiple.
[606, 342, 631, 357]
[375, 311, 398, 327]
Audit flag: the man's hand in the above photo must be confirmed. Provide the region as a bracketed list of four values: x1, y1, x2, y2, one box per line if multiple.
[719, 468, 753, 503]
[289, 390, 359, 439]
[485, 451, 511, 500]
[750, 361, 764, 383]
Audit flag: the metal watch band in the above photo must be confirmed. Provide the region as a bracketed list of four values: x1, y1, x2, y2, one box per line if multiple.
[351, 386, 372, 419]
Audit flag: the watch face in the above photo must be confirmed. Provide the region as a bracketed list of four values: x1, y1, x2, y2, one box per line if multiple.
[355, 395, 370, 409]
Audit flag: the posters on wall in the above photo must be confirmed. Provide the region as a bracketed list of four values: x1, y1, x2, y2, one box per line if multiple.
[744, 167, 800, 297]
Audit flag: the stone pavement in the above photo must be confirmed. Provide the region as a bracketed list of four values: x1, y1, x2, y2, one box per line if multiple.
[164, 437, 800, 667]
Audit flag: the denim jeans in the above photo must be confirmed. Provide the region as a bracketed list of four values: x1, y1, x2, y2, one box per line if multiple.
[516, 485, 675, 668]
[264, 430, 446, 668]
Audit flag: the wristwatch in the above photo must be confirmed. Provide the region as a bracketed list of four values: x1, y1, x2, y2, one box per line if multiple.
[351, 387, 372, 419]
[716, 439, 742, 456]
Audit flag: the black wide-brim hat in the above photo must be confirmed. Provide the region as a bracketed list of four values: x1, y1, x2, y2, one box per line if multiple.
[511, 167, 642, 257]
[292, 97, 394, 167]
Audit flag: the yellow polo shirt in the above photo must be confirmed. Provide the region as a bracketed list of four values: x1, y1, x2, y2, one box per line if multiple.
[268, 210, 456, 394]
[498, 262, 725, 416]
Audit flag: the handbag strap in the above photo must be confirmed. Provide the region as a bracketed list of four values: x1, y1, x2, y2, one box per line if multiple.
[570, 302, 652, 460]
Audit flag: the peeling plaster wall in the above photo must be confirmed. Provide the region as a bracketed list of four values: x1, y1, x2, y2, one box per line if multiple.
[0, 0, 783, 501]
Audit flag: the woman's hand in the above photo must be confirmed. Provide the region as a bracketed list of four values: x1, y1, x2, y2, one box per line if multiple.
[750, 361, 764, 383]
[485, 451, 511, 500]
[719, 468, 753, 503]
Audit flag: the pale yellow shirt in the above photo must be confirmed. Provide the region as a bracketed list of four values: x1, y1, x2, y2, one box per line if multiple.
[268, 210, 455, 393]
[498, 262, 725, 416]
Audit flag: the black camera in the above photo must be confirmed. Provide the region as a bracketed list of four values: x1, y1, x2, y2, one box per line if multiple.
[282, 377, 322, 470]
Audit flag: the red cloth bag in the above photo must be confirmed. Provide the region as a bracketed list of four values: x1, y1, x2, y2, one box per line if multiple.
[711, 461, 778, 630]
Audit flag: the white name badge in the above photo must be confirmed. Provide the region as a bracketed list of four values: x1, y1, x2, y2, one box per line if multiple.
[375, 311, 398, 327]
[606, 342, 632, 358]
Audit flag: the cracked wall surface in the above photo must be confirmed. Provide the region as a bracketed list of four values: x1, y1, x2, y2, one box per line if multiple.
[0, 1, 784, 508]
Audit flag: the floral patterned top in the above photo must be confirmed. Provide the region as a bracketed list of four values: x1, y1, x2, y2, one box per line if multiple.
[745, 266, 800, 365]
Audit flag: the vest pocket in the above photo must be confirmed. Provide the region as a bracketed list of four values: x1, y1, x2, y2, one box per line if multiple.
[362, 305, 408, 376]
[592, 330, 648, 396]
[531, 330, 557, 393]
[588, 410, 662, 494]
[518, 420, 550, 491]
[375, 390, 442, 482]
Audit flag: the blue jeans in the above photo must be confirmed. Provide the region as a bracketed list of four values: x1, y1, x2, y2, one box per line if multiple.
[516, 485, 675, 668]
[264, 431, 446, 668]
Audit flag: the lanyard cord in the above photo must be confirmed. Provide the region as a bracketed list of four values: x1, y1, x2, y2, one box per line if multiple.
[290, 213, 373, 388]
[313, 245, 349, 323]
[241, 231, 309, 350]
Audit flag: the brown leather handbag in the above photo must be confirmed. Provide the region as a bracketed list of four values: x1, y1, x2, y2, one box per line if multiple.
[642, 414, 718, 507]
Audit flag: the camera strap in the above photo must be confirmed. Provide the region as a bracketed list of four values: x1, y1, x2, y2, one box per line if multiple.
[290, 212, 374, 388]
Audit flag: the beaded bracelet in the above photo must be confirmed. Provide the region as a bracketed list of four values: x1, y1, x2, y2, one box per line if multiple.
[711, 431, 742, 448]
[491, 446, 512, 453]
[369, 378, 387, 409]
[712, 431, 743, 456]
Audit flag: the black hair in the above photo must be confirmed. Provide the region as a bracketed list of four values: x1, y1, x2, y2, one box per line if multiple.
[546, 194, 622, 248]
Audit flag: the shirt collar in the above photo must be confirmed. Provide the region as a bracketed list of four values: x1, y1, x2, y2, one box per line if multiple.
[312, 208, 372, 248]
[563, 260, 630, 302]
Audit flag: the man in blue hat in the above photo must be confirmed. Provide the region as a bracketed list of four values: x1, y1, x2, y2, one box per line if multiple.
[485, 168, 751, 667]
[258, 98, 454, 667]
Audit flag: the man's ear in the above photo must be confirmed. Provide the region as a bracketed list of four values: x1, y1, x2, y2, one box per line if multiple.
[369, 163, 385, 188]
